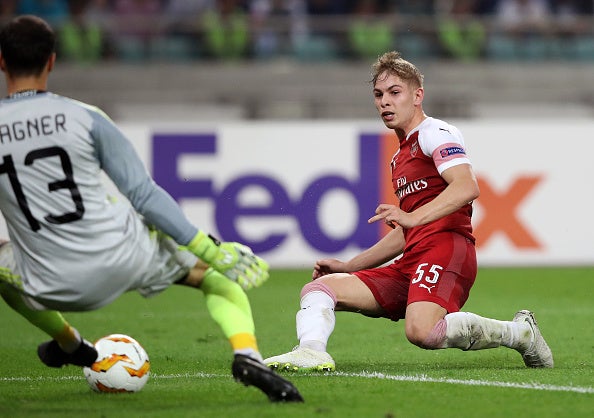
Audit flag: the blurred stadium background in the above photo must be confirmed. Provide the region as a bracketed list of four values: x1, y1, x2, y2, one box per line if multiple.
[2, 0, 594, 121]
[2, 0, 593, 268]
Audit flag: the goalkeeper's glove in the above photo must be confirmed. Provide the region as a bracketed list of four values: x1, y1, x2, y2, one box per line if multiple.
[186, 230, 269, 290]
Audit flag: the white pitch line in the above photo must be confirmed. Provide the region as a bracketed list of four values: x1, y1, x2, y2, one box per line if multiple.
[1, 371, 592, 395]
[0, 372, 219, 383]
[334, 371, 594, 394]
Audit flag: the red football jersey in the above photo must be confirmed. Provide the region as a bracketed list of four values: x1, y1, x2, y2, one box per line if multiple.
[391, 117, 475, 251]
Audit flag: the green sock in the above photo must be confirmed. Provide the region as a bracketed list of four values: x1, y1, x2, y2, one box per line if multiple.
[201, 269, 259, 355]
[0, 283, 80, 351]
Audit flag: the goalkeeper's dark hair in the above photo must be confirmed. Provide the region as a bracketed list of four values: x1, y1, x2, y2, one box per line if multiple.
[370, 51, 424, 89]
[0, 15, 55, 77]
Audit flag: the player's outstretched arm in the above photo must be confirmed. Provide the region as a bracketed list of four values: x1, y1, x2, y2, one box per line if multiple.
[313, 227, 405, 279]
[186, 231, 269, 290]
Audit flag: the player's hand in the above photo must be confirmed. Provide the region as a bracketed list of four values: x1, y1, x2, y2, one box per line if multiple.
[312, 258, 347, 280]
[368, 203, 417, 229]
[217, 242, 269, 290]
[187, 231, 269, 290]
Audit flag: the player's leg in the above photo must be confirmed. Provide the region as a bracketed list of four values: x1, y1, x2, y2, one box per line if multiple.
[406, 301, 524, 350]
[0, 242, 96, 367]
[404, 234, 553, 367]
[143, 231, 263, 358]
[264, 272, 383, 372]
[185, 266, 261, 358]
[0, 282, 96, 367]
[419, 307, 554, 368]
[178, 263, 303, 402]
[137, 231, 302, 401]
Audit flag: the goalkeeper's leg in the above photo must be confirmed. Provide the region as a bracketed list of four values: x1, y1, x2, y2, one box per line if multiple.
[184, 267, 302, 401]
[0, 283, 96, 367]
[0, 242, 95, 367]
[199, 268, 260, 359]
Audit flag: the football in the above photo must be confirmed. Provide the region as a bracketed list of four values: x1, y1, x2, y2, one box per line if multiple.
[83, 334, 150, 393]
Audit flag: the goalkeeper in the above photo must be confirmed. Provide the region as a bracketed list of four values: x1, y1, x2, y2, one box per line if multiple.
[0, 15, 302, 403]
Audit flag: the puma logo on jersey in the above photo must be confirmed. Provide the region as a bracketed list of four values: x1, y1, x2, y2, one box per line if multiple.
[419, 283, 435, 293]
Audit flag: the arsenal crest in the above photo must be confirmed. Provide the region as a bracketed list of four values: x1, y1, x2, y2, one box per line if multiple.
[410, 140, 418, 157]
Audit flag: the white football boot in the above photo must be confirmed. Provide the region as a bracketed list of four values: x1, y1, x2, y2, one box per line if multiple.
[264, 347, 336, 372]
[513, 310, 554, 368]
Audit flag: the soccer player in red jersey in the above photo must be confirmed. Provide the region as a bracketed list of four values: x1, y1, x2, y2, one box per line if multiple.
[264, 51, 553, 371]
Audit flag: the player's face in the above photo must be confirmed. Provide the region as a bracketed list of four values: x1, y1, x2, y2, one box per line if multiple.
[373, 71, 423, 134]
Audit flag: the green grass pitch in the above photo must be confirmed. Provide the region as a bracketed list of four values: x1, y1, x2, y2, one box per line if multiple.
[1, 267, 593, 418]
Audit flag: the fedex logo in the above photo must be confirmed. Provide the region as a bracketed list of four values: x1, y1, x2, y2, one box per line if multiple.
[152, 133, 384, 254]
[151, 131, 542, 256]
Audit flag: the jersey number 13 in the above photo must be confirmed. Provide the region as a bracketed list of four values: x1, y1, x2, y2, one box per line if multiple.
[0, 146, 85, 231]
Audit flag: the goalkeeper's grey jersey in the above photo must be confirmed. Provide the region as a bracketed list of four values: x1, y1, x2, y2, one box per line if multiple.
[0, 91, 197, 308]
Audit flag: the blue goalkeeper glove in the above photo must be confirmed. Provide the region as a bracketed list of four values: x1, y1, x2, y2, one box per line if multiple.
[186, 231, 269, 290]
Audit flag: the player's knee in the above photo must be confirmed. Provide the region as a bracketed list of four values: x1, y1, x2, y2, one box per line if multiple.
[405, 321, 429, 348]
[405, 319, 446, 350]
[300, 281, 337, 305]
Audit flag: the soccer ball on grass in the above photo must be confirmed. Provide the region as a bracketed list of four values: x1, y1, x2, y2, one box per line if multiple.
[83, 334, 150, 393]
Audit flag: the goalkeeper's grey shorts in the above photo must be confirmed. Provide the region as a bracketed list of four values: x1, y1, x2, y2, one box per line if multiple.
[0, 230, 198, 312]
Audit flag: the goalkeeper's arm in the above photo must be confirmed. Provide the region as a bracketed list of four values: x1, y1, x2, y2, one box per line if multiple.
[121, 184, 269, 290]
[131, 186, 269, 290]
[94, 113, 268, 289]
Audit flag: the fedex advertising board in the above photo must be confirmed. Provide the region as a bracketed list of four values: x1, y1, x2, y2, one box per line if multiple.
[148, 123, 394, 269]
[0, 120, 592, 267]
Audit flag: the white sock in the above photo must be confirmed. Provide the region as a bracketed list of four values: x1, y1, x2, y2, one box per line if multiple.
[296, 291, 335, 353]
[443, 312, 531, 351]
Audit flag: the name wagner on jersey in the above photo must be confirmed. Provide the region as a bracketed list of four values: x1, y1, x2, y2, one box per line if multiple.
[0, 113, 66, 144]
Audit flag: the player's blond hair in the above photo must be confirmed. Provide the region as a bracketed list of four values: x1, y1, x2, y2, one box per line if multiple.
[371, 51, 424, 89]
